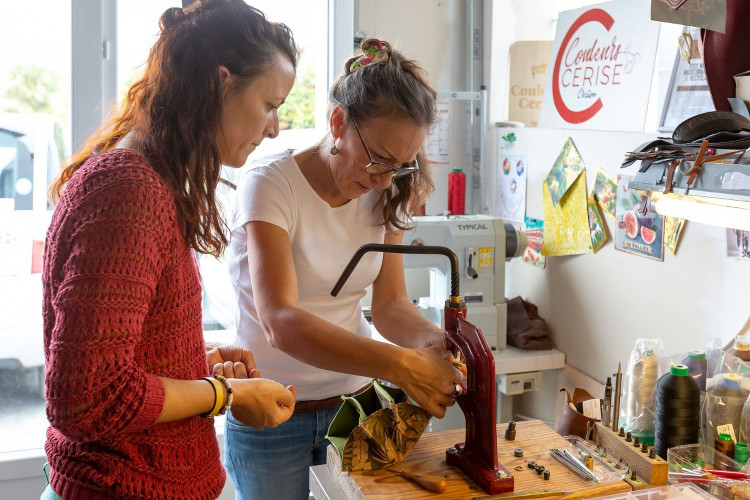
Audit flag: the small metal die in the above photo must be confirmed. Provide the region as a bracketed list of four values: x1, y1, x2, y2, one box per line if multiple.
[535, 465, 545, 475]
[641, 442, 649, 453]
[513, 448, 523, 457]
[633, 437, 640, 447]
[625, 431, 632, 442]
[630, 469, 637, 481]
[528, 461, 537, 469]
[619, 427, 625, 437]
[649, 448, 656, 459]
[543, 469, 551, 480]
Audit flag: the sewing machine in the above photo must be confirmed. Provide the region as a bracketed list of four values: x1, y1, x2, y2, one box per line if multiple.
[402, 214, 527, 351]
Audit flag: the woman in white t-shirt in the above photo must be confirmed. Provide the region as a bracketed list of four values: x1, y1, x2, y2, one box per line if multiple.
[225, 39, 464, 500]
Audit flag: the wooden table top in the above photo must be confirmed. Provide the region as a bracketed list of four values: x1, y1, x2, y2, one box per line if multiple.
[338, 419, 632, 499]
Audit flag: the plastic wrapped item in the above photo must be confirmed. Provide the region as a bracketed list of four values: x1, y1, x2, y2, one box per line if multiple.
[704, 373, 749, 445]
[595, 482, 719, 500]
[684, 351, 708, 392]
[708, 480, 750, 499]
[668, 443, 748, 500]
[624, 338, 663, 444]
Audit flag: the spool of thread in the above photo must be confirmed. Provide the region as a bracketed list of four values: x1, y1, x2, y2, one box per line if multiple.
[682, 351, 707, 392]
[627, 351, 659, 433]
[447, 168, 466, 215]
[736, 442, 749, 466]
[716, 433, 735, 463]
[654, 364, 701, 459]
[706, 373, 748, 445]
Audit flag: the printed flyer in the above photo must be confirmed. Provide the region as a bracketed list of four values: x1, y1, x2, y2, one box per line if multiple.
[614, 175, 664, 261]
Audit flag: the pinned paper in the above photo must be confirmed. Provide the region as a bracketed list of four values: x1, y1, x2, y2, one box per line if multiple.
[523, 217, 546, 269]
[664, 216, 686, 254]
[591, 168, 618, 219]
[614, 175, 664, 261]
[727, 228, 750, 260]
[588, 195, 607, 253]
[542, 174, 593, 257]
[545, 137, 585, 208]
[495, 153, 527, 223]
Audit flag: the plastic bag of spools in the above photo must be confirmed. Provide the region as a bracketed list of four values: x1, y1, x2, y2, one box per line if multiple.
[704, 349, 750, 449]
[622, 338, 663, 445]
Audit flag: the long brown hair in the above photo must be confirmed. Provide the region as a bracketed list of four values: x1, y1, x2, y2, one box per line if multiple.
[329, 40, 437, 231]
[50, 0, 297, 257]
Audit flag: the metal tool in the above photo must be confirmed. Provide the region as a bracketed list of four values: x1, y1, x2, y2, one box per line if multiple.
[612, 363, 622, 432]
[548, 448, 599, 481]
[332, 243, 513, 495]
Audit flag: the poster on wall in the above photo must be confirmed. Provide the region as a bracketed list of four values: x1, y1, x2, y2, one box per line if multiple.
[508, 41, 554, 127]
[614, 175, 664, 261]
[658, 28, 714, 132]
[426, 100, 451, 165]
[494, 152, 528, 223]
[538, 0, 660, 132]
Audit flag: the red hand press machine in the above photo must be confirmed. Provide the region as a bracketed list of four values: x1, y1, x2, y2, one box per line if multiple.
[332, 243, 514, 495]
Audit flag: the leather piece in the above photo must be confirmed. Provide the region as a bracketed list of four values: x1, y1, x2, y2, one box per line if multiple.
[557, 387, 599, 439]
[506, 296, 554, 350]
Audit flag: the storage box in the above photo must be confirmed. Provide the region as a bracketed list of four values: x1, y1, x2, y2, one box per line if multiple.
[667, 444, 746, 500]
[594, 482, 718, 499]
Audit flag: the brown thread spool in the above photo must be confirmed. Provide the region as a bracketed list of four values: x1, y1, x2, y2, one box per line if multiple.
[715, 433, 735, 468]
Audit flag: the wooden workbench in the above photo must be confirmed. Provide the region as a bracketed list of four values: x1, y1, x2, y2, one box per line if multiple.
[310, 420, 632, 499]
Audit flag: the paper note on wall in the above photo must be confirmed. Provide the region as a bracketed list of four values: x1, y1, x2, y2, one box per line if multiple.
[495, 153, 528, 223]
[545, 137, 585, 208]
[523, 217, 546, 269]
[541, 173, 593, 257]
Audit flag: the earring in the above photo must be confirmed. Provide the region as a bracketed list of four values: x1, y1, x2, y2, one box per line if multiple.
[330, 143, 339, 156]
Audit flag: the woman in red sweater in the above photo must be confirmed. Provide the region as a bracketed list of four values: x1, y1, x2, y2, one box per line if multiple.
[42, 1, 298, 498]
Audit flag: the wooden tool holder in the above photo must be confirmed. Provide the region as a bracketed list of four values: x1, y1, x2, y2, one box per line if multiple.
[593, 422, 668, 486]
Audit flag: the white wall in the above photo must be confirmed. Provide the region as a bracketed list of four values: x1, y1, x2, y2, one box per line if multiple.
[360, 0, 750, 425]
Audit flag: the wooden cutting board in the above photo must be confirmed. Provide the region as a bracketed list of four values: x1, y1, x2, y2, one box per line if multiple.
[332, 420, 632, 499]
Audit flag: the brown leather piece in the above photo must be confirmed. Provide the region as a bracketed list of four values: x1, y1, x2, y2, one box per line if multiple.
[557, 387, 599, 439]
[294, 384, 370, 414]
[506, 296, 553, 350]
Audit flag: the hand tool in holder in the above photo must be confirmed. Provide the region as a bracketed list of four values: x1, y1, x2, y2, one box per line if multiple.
[332, 243, 513, 495]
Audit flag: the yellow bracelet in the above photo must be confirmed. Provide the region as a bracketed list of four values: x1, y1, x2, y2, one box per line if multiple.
[213, 374, 233, 415]
[200, 377, 225, 418]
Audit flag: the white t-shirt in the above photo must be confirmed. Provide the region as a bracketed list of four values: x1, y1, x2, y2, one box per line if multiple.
[228, 150, 385, 400]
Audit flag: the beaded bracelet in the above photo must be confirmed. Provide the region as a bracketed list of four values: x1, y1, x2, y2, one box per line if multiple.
[200, 377, 225, 418]
[213, 374, 233, 415]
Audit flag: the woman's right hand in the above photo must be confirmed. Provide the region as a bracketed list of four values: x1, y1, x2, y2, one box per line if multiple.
[229, 378, 296, 429]
[396, 346, 464, 419]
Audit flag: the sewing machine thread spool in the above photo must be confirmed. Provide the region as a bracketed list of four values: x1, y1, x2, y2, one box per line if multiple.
[654, 364, 701, 459]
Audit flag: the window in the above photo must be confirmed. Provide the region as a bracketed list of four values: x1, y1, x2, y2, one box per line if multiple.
[0, 0, 72, 455]
[0, 0, 342, 457]
[195, 0, 330, 334]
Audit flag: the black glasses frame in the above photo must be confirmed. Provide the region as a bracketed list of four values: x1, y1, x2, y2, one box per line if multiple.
[350, 119, 419, 178]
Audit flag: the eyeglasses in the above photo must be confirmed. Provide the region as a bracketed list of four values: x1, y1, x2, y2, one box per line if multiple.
[350, 118, 419, 178]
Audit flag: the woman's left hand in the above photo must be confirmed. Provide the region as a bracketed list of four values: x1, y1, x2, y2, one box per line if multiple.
[206, 344, 258, 379]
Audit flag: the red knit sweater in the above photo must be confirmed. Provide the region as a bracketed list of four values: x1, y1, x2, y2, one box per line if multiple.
[42, 150, 225, 499]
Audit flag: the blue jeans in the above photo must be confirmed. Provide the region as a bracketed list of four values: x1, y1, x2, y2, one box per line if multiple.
[224, 406, 340, 500]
